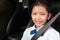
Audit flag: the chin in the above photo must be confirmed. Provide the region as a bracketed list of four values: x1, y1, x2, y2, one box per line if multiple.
[36, 24, 42, 27]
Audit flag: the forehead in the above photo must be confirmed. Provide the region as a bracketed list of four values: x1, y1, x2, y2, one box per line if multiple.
[32, 6, 48, 13]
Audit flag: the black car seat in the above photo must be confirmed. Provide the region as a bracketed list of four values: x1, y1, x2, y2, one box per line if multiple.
[6, 2, 30, 40]
[51, 2, 60, 32]
[6, 2, 23, 40]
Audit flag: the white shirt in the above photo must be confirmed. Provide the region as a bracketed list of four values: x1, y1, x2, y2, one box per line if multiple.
[21, 25, 60, 40]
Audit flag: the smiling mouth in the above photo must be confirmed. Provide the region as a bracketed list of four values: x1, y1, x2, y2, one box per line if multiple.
[35, 21, 42, 24]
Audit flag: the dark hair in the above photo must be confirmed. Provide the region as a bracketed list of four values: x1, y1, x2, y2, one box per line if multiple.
[30, 0, 51, 13]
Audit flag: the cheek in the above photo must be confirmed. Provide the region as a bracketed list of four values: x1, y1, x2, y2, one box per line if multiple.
[31, 15, 37, 24]
[42, 16, 48, 22]
[31, 15, 35, 21]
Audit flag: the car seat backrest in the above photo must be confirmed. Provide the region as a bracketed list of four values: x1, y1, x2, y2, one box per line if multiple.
[26, 19, 34, 28]
[50, 2, 60, 33]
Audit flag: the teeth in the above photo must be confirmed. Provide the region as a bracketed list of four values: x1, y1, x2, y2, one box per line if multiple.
[36, 21, 42, 22]
[36, 21, 42, 23]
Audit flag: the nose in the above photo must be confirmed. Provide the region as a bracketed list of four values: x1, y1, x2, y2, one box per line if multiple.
[36, 14, 41, 20]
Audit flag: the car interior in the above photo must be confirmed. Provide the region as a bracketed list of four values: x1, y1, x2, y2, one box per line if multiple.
[6, 0, 60, 40]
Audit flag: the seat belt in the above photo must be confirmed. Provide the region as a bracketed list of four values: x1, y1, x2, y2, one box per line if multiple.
[31, 12, 60, 40]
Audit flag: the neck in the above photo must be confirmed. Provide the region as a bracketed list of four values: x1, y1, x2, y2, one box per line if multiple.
[35, 26, 40, 29]
[35, 25, 44, 30]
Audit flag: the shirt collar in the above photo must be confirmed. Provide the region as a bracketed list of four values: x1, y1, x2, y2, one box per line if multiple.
[32, 25, 44, 31]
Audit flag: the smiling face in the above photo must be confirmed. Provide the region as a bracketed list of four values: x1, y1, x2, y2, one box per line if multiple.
[31, 5, 50, 28]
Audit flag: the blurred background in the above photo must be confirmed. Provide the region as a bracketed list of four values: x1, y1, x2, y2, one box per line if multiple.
[0, 0, 60, 40]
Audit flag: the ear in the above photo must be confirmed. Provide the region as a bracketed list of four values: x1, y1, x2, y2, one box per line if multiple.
[48, 13, 53, 20]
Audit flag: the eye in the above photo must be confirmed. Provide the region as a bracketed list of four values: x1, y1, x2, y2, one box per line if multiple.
[39, 12, 46, 15]
[32, 13, 37, 15]
[41, 13, 45, 15]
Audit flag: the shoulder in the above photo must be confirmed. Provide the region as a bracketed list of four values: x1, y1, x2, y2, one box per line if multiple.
[47, 27, 59, 35]
[23, 25, 35, 34]
[46, 27, 60, 40]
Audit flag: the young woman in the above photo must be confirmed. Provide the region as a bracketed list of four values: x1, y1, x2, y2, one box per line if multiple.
[21, 1, 60, 40]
